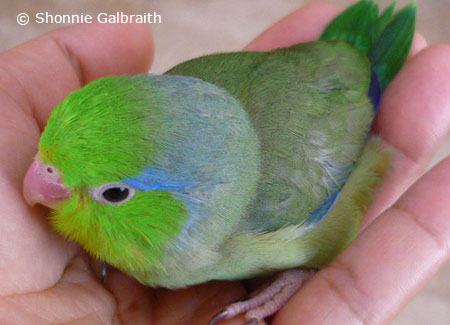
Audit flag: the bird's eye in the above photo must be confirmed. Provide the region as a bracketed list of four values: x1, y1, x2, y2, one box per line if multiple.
[90, 183, 136, 205]
[103, 187, 129, 203]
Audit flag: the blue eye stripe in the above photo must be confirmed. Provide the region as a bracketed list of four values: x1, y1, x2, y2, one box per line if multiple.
[124, 167, 194, 192]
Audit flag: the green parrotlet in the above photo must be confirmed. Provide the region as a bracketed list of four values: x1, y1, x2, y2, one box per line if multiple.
[22, 0, 416, 323]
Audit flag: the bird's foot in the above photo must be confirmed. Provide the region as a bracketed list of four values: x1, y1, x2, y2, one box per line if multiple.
[209, 269, 315, 325]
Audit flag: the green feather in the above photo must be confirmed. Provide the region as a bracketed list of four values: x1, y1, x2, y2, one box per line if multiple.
[370, 3, 416, 89]
[51, 189, 188, 274]
[39, 76, 169, 188]
[167, 40, 373, 232]
[215, 139, 390, 279]
[320, 0, 380, 54]
[320, 0, 416, 89]
[372, 2, 396, 42]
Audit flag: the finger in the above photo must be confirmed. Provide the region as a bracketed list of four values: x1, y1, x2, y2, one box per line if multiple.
[0, 255, 115, 323]
[0, 22, 153, 131]
[364, 43, 450, 227]
[245, 2, 341, 51]
[274, 155, 450, 324]
[150, 281, 247, 324]
[103, 267, 155, 324]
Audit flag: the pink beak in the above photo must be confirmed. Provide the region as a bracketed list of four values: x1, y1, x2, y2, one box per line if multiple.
[23, 158, 71, 209]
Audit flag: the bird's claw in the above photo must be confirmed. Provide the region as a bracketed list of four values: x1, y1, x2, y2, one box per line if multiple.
[208, 309, 229, 325]
[101, 262, 109, 284]
[208, 309, 259, 325]
[207, 269, 314, 324]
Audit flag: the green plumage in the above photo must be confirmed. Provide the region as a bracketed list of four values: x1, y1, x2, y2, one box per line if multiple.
[37, 0, 415, 288]
[320, 0, 416, 89]
[166, 41, 373, 232]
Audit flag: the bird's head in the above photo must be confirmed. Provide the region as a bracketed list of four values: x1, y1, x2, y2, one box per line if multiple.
[22, 75, 191, 273]
[22, 74, 260, 276]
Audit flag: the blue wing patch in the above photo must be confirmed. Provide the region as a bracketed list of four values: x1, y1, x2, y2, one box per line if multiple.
[306, 189, 341, 225]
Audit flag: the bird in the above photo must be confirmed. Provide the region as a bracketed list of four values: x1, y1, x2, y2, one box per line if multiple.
[22, 1, 416, 323]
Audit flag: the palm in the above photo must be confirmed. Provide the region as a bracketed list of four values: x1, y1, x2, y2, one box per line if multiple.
[1, 3, 449, 325]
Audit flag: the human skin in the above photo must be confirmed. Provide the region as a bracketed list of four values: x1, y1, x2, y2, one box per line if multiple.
[0, 2, 449, 324]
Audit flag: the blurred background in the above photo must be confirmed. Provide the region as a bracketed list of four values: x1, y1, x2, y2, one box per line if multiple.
[1, 0, 449, 324]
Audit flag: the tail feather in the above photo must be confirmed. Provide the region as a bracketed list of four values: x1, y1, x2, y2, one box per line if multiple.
[371, 2, 396, 43]
[320, 0, 416, 90]
[371, 3, 416, 90]
[320, 0, 379, 54]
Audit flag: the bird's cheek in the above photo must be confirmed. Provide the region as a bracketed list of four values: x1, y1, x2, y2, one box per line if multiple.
[22, 158, 71, 209]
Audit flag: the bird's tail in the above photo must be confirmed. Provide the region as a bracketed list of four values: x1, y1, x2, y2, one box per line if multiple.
[320, 0, 416, 93]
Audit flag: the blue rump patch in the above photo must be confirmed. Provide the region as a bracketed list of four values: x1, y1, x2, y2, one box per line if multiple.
[368, 71, 381, 112]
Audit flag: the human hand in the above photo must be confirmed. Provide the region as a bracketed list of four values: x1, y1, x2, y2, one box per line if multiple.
[1, 3, 449, 325]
